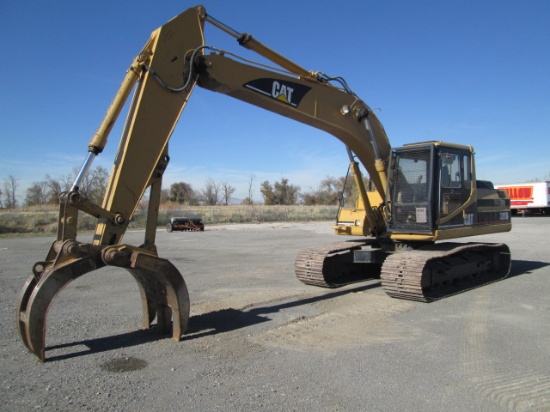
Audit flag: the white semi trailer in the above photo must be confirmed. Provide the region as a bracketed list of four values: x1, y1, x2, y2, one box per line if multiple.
[495, 181, 550, 215]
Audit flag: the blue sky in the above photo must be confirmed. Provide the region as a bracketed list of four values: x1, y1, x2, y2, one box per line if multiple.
[2, 0, 549, 203]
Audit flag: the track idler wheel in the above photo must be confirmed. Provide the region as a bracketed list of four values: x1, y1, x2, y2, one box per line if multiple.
[16, 241, 189, 362]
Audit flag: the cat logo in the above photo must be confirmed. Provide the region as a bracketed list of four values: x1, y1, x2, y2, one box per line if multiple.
[243, 78, 311, 107]
[272, 81, 294, 104]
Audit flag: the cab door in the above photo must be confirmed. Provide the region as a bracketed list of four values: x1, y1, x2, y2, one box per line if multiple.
[437, 148, 472, 227]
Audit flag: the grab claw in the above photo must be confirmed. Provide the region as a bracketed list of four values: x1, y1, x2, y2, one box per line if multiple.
[16, 242, 189, 362]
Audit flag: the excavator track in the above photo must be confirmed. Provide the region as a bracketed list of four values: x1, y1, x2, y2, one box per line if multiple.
[380, 242, 511, 302]
[295, 241, 376, 287]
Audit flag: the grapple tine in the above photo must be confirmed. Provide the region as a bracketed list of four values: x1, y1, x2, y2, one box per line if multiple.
[16, 275, 39, 354]
[16, 256, 98, 362]
[118, 251, 190, 339]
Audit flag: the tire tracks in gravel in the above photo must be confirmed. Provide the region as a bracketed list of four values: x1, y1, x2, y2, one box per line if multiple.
[461, 288, 550, 411]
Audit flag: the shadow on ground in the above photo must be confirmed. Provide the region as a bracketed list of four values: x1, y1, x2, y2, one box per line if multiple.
[45, 281, 379, 361]
[45, 259, 547, 362]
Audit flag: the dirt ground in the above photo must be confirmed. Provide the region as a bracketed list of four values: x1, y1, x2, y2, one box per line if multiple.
[1, 218, 549, 411]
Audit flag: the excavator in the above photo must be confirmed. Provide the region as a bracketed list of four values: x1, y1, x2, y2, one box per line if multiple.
[17, 6, 512, 361]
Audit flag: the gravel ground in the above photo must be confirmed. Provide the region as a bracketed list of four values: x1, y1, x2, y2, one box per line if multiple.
[1, 218, 549, 411]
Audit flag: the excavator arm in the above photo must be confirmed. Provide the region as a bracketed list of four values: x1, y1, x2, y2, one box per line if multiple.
[17, 5, 391, 361]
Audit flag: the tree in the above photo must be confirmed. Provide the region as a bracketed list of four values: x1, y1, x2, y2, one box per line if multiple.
[340, 174, 371, 208]
[71, 165, 109, 204]
[242, 174, 256, 205]
[169, 182, 197, 204]
[28, 166, 110, 206]
[200, 178, 221, 205]
[24, 181, 49, 206]
[83, 166, 109, 204]
[44, 174, 63, 204]
[274, 178, 300, 205]
[301, 176, 342, 205]
[260, 180, 276, 205]
[44, 172, 73, 204]
[160, 188, 171, 204]
[221, 181, 236, 205]
[3, 175, 18, 209]
[260, 177, 300, 205]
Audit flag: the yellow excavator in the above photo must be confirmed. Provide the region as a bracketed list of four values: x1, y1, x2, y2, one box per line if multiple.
[17, 6, 512, 361]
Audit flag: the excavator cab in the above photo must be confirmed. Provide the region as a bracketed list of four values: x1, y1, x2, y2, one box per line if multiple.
[386, 141, 511, 239]
[386, 143, 435, 233]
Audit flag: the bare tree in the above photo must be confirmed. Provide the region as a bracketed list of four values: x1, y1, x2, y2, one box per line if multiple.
[243, 174, 256, 205]
[3, 175, 18, 209]
[201, 178, 222, 205]
[43, 166, 108, 205]
[44, 172, 74, 204]
[221, 181, 236, 205]
[74, 165, 109, 204]
[87, 166, 109, 204]
[44, 174, 63, 204]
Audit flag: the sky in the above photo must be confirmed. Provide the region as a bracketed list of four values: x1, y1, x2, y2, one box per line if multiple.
[1, 0, 549, 203]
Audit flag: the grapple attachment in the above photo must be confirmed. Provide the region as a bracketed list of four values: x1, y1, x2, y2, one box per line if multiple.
[16, 240, 189, 362]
